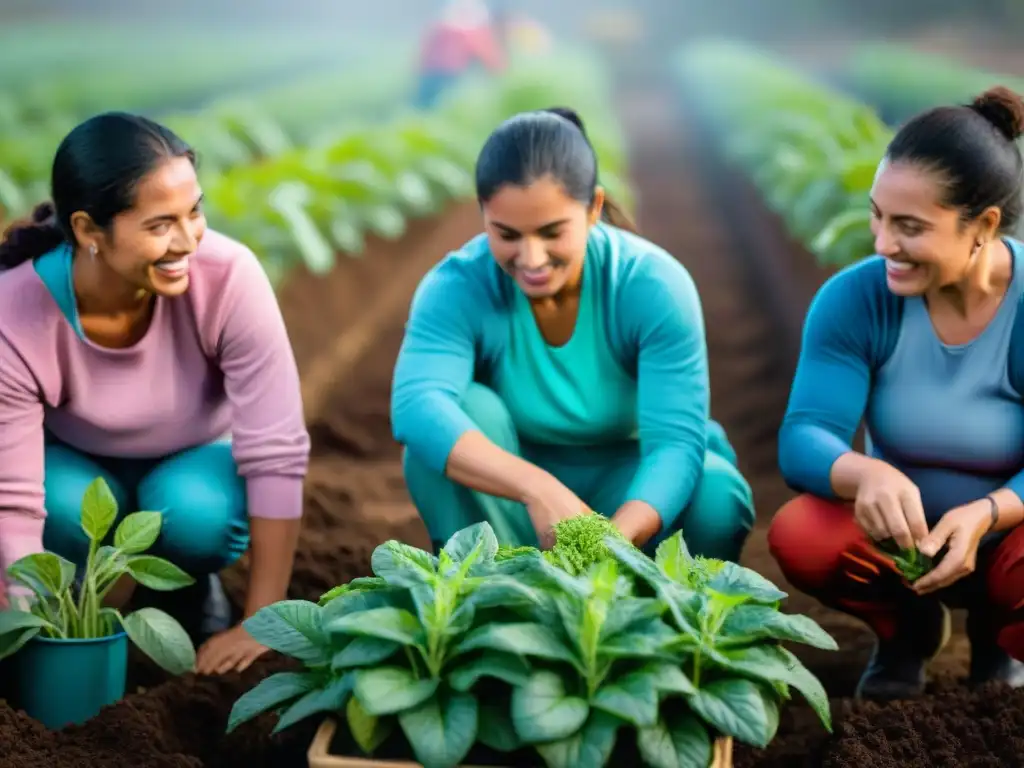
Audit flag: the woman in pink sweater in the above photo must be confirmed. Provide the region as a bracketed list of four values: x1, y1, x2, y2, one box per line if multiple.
[0, 113, 310, 675]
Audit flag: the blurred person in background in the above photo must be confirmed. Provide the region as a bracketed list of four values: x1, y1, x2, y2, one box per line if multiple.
[770, 87, 1024, 700]
[0, 112, 310, 675]
[416, 0, 506, 109]
[391, 107, 756, 562]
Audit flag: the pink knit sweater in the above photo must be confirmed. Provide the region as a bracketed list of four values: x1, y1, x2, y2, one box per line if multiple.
[0, 230, 310, 582]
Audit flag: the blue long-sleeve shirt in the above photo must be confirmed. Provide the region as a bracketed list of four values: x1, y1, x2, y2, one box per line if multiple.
[391, 222, 710, 527]
[780, 240, 1024, 522]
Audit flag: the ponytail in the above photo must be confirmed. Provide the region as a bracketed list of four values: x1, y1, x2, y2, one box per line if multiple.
[600, 195, 637, 233]
[0, 202, 66, 272]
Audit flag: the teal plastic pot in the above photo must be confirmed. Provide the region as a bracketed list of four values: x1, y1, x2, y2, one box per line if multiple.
[13, 630, 128, 729]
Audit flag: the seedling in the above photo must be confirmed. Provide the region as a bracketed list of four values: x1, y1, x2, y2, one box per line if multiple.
[0, 476, 197, 675]
[875, 541, 934, 582]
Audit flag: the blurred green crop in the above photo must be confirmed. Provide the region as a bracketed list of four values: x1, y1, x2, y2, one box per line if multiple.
[674, 40, 891, 269]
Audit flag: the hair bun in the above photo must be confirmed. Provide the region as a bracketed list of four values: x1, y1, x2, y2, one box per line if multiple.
[544, 106, 588, 137]
[970, 86, 1024, 141]
[31, 201, 55, 223]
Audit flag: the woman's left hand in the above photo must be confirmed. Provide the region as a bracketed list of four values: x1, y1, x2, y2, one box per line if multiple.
[196, 623, 268, 675]
[913, 501, 993, 595]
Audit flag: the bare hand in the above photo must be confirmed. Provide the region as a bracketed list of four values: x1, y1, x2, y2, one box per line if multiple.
[523, 476, 589, 548]
[853, 460, 928, 549]
[196, 624, 268, 675]
[912, 501, 992, 595]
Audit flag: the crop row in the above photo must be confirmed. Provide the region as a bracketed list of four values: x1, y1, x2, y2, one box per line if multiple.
[672, 40, 891, 268]
[205, 50, 633, 283]
[0, 21, 399, 129]
[839, 43, 1024, 124]
[0, 48, 631, 284]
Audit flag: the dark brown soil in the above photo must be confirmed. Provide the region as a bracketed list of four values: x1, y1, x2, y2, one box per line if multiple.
[0, 76, 1017, 767]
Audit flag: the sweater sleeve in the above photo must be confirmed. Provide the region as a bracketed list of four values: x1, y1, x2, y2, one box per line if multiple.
[217, 249, 310, 520]
[391, 259, 480, 473]
[618, 255, 709, 529]
[0, 334, 46, 594]
[778, 258, 898, 498]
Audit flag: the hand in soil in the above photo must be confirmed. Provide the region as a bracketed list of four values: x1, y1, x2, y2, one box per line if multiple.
[853, 461, 928, 549]
[913, 501, 992, 595]
[195, 623, 268, 675]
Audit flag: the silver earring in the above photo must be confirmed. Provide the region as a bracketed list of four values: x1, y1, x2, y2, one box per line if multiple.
[88, 244, 97, 260]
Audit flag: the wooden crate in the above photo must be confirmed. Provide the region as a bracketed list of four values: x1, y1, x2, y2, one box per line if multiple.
[308, 718, 734, 767]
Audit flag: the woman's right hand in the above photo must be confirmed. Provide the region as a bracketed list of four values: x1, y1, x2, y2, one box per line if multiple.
[853, 459, 928, 550]
[522, 475, 589, 548]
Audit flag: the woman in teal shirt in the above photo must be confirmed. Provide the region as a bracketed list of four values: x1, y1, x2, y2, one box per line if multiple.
[391, 107, 755, 557]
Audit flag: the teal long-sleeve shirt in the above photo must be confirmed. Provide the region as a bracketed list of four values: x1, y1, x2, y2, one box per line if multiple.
[779, 241, 1024, 523]
[391, 222, 710, 528]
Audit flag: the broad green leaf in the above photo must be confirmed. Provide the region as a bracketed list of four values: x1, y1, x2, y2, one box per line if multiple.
[370, 540, 438, 588]
[332, 637, 401, 670]
[716, 644, 832, 730]
[243, 600, 330, 664]
[654, 532, 691, 582]
[441, 522, 499, 567]
[346, 695, 394, 755]
[476, 696, 522, 752]
[687, 678, 780, 748]
[80, 476, 119, 542]
[719, 605, 838, 650]
[6, 552, 76, 598]
[273, 674, 354, 733]
[638, 712, 712, 768]
[592, 667, 660, 728]
[113, 511, 162, 554]
[227, 670, 320, 732]
[604, 536, 670, 588]
[354, 666, 439, 716]
[321, 585, 408, 624]
[398, 690, 478, 768]
[462, 576, 541, 612]
[648, 662, 697, 696]
[448, 651, 531, 692]
[511, 669, 590, 744]
[600, 621, 677, 659]
[535, 710, 620, 768]
[706, 562, 788, 604]
[0, 610, 51, 659]
[455, 622, 577, 665]
[122, 607, 196, 675]
[601, 596, 667, 638]
[0, 626, 44, 659]
[125, 555, 195, 591]
[326, 607, 423, 646]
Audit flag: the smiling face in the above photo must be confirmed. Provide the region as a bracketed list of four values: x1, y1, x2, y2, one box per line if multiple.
[870, 158, 1000, 296]
[73, 155, 206, 298]
[481, 174, 604, 298]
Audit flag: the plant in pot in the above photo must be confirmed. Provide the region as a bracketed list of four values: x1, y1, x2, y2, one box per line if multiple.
[0, 476, 198, 728]
[227, 518, 837, 767]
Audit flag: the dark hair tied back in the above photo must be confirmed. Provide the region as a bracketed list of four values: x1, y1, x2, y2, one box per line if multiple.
[886, 85, 1024, 234]
[475, 105, 637, 233]
[0, 203, 64, 271]
[969, 86, 1024, 143]
[0, 111, 194, 272]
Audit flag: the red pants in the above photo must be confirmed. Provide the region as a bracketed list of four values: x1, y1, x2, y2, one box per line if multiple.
[768, 495, 1024, 656]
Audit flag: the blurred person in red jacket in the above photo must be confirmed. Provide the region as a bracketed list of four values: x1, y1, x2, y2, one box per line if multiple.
[416, 0, 506, 109]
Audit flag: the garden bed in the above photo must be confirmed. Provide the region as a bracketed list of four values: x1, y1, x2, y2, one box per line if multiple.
[0, 64, 1013, 768]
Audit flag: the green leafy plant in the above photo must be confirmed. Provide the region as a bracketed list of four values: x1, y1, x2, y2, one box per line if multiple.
[674, 39, 892, 269]
[874, 540, 934, 582]
[605, 534, 836, 760]
[227, 521, 836, 768]
[0, 476, 197, 675]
